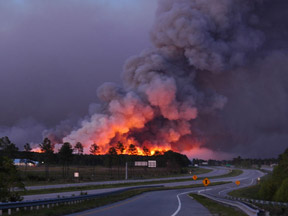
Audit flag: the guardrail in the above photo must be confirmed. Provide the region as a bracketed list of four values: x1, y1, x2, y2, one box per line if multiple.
[198, 192, 261, 216]
[0, 185, 163, 216]
[225, 195, 288, 208]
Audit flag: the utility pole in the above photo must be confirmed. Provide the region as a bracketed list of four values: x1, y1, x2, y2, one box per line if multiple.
[125, 162, 128, 180]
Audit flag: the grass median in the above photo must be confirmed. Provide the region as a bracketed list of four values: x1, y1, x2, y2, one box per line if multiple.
[8, 182, 231, 216]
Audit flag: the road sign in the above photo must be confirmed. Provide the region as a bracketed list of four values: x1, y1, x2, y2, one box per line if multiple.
[148, 160, 157, 168]
[193, 175, 198, 180]
[203, 178, 210, 186]
[135, 161, 148, 167]
[235, 180, 240, 185]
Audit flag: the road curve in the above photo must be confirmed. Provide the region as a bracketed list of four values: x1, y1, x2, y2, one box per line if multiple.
[25, 166, 228, 191]
[23, 166, 228, 201]
[66, 168, 264, 216]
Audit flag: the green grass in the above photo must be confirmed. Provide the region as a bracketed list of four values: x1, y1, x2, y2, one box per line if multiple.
[228, 184, 261, 200]
[20, 166, 212, 186]
[189, 193, 246, 216]
[6, 182, 231, 216]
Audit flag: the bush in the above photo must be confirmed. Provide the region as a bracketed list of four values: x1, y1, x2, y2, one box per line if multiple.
[274, 178, 288, 202]
[258, 177, 278, 200]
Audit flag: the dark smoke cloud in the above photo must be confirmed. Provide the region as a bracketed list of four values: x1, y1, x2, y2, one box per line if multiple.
[2, 0, 288, 158]
[0, 0, 156, 126]
[0, 0, 156, 149]
[0, 118, 45, 148]
[63, 0, 288, 158]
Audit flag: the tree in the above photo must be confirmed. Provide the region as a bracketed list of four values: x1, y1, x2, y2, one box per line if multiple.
[74, 142, 83, 155]
[258, 148, 288, 201]
[0, 136, 18, 158]
[108, 147, 117, 155]
[153, 150, 161, 156]
[39, 138, 54, 179]
[116, 141, 125, 154]
[24, 143, 32, 152]
[90, 143, 100, 155]
[0, 156, 24, 202]
[58, 142, 73, 179]
[143, 146, 150, 156]
[106, 147, 118, 175]
[23, 143, 32, 176]
[274, 178, 288, 202]
[115, 142, 125, 179]
[0, 136, 11, 150]
[128, 144, 138, 155]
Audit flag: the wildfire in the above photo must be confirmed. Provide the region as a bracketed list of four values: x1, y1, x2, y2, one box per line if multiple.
[31, 147, 42, 153]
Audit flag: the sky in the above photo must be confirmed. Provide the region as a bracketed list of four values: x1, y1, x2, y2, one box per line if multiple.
[1, 0, 288, 160]
[0, 0, 157, 145]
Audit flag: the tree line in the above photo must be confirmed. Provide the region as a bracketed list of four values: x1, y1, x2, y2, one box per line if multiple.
[258, 148, 288, 202]
[0, 136, 191, 179]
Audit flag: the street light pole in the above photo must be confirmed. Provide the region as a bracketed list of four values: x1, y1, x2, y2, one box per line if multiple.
[125, 162, 128, 180]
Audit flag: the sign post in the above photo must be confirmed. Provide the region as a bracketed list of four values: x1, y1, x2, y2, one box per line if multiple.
[74, 172, 79, 182]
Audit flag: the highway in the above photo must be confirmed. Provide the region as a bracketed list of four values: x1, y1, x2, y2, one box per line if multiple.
[23, 167, 229, 201]
[65, 168, 264, 216]
[24, 166, 228, 191]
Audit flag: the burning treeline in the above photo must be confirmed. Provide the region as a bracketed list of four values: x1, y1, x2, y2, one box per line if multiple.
[45, 0, 288, 156]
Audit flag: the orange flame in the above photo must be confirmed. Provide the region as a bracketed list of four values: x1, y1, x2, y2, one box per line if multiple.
[31, 147, 42, 153]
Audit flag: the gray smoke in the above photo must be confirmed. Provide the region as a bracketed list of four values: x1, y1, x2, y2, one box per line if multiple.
[60, 0, 288, 158]
[0, 118, 45, 148]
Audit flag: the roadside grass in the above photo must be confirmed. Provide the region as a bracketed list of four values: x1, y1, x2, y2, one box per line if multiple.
[20, 166, 212, 186]
[228, 173, 269, 200]
[20, 168, 241, 196]
[6, 182, 231, 216]
[189, 193, 246, 216]
[228, 184, 261, 200]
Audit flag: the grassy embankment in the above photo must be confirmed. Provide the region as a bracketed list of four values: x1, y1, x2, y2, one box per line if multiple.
[228, 174, 288, 216]
[20, 169, 242, 196]
[189, 193, 246, 216]
[7, 181, 230, 216]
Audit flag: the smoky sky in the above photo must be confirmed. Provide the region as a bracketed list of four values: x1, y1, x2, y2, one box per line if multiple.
[0, 0, 156, 126]
[0, 0, 156, 145]
[1, 0, 288, 160]
[0, 0, 156, 143]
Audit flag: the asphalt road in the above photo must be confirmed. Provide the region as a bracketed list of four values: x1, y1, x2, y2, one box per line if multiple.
[25, 166, 228, 191]
[23, 167, 229, 201]
[66, 168, 264, 216]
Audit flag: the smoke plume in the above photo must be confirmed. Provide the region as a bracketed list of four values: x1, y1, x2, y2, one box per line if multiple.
[57, 0, 288, 157]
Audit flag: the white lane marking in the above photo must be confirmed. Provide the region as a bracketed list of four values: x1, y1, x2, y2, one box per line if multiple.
[171, 190, 198, 216]
[218, 187, 233, 195]
[198, 188, 212, 194]
[171, 189, 212, 216]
